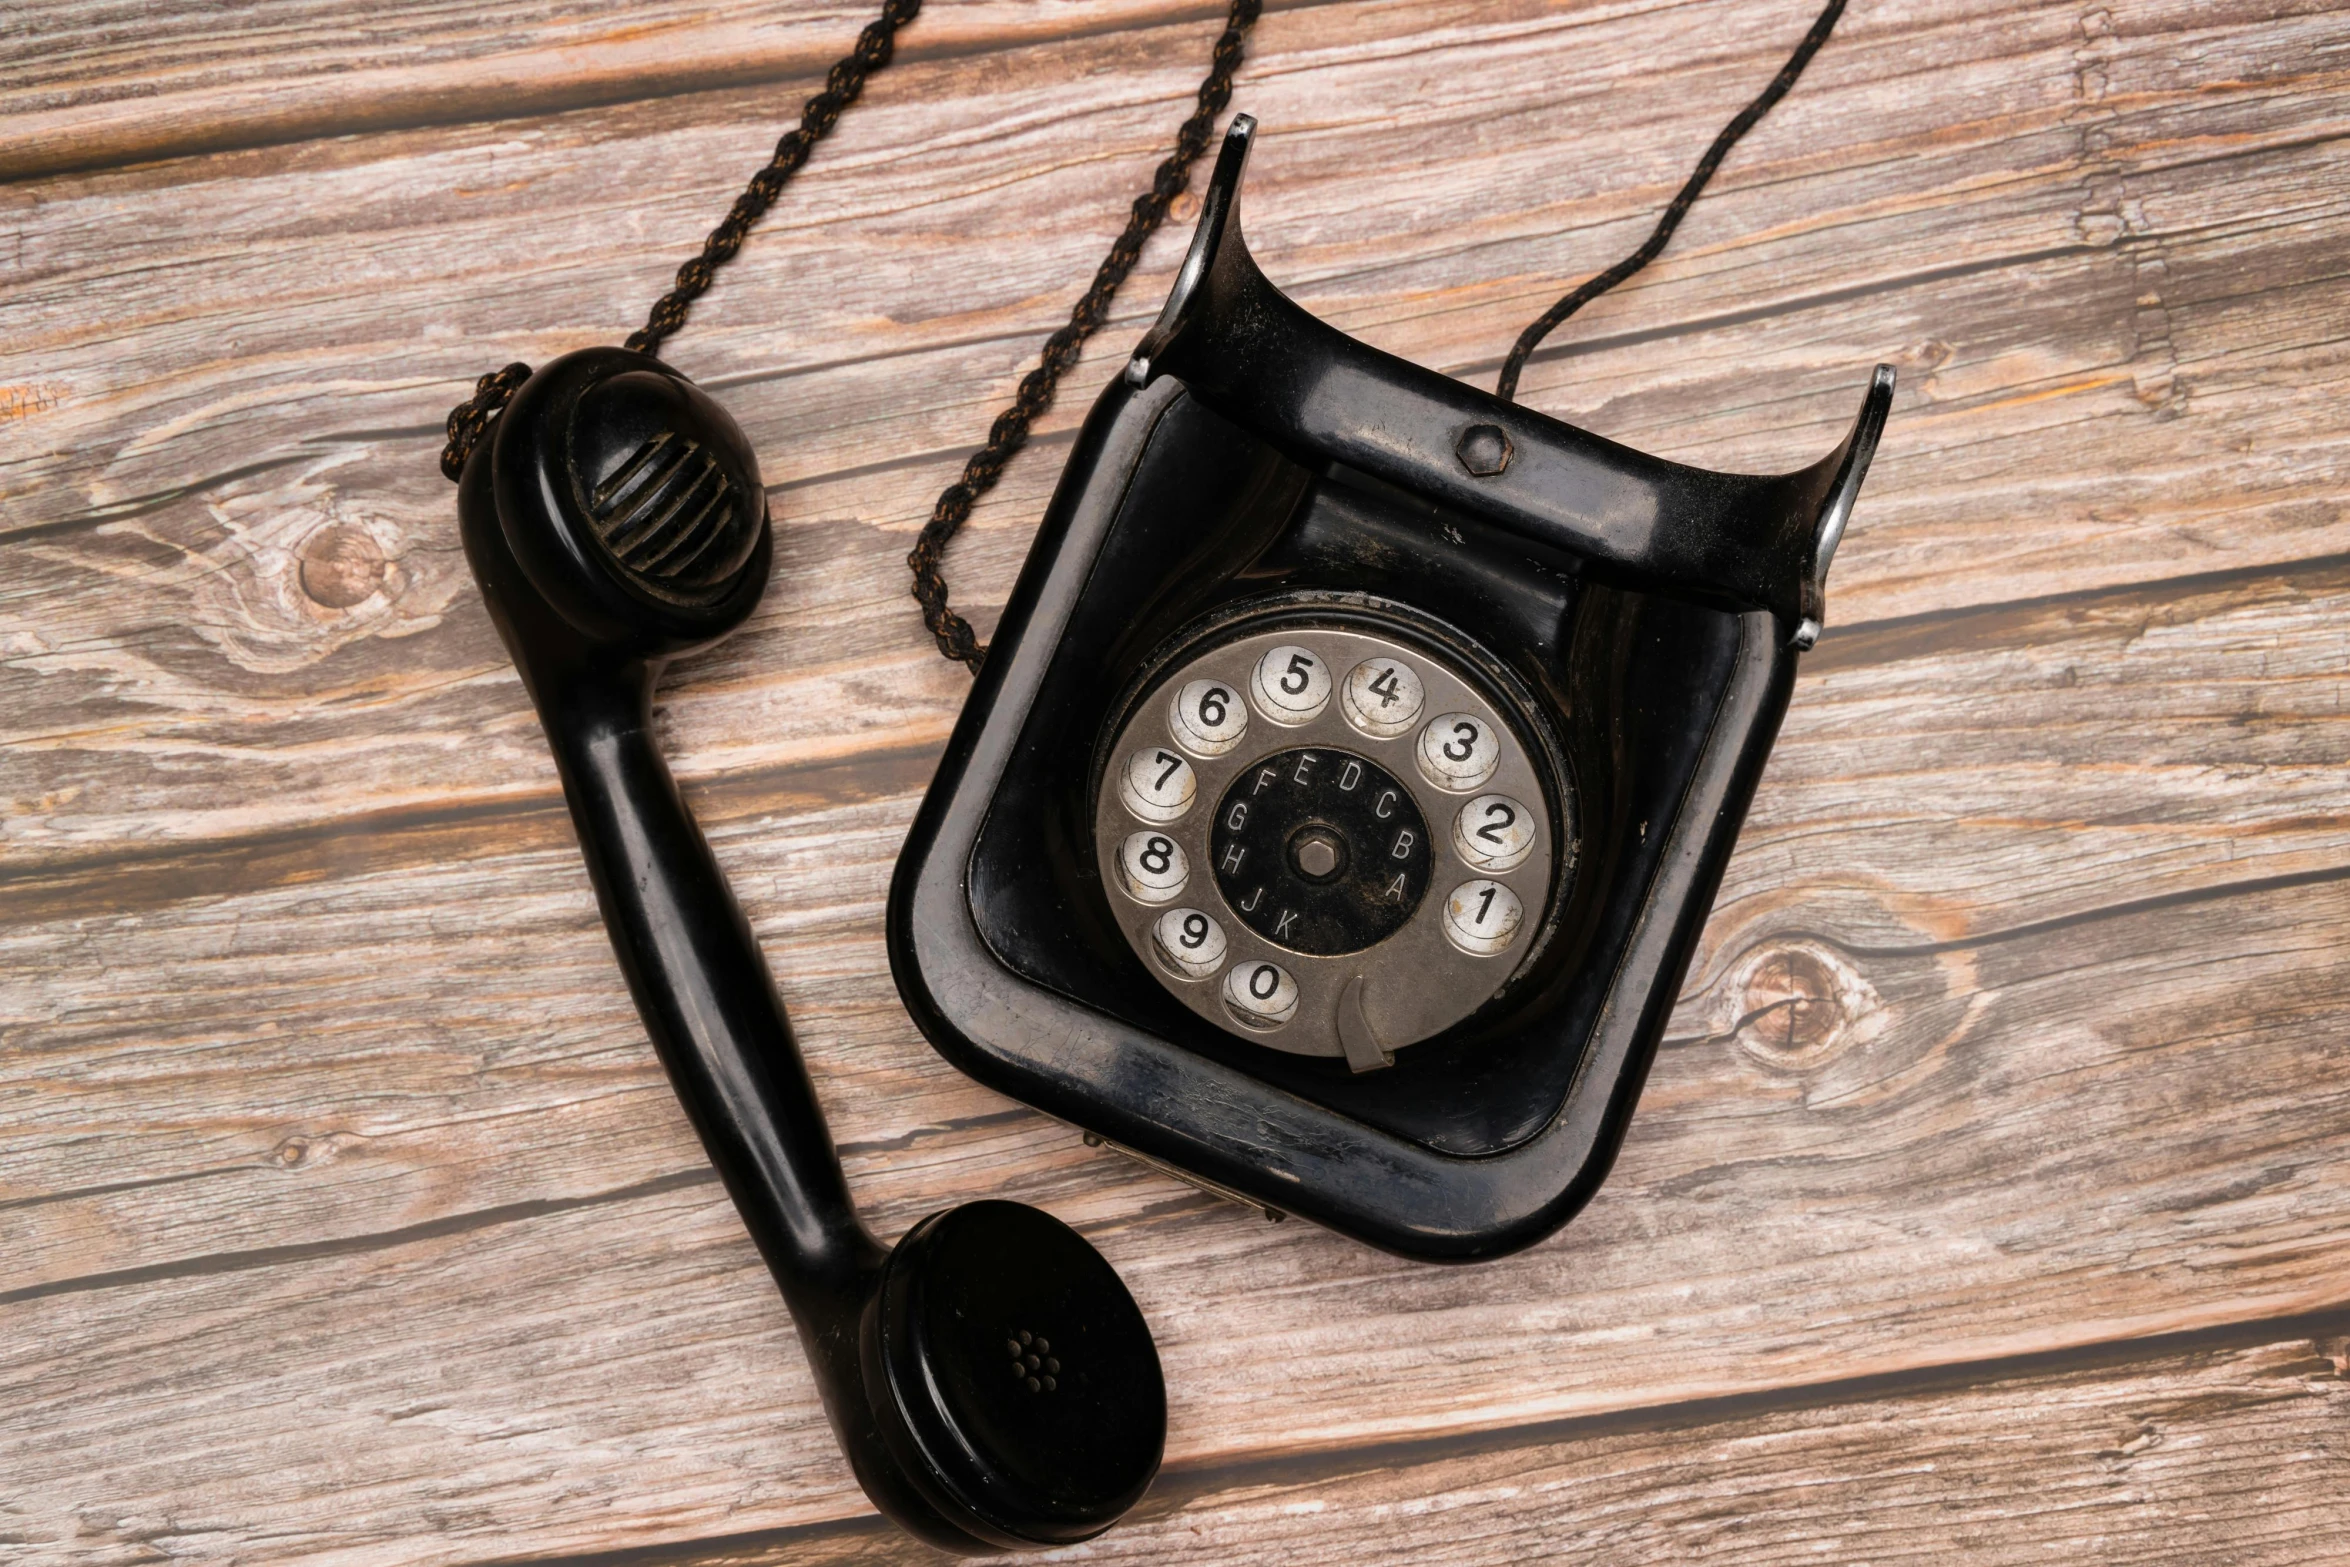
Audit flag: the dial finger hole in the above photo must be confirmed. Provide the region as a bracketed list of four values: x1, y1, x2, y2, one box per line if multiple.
[1417, 712, 1500, 792]
[1453, 793, 1535, 872]
[1169, 678, 1248, 757]
[1222, 958, 1300, 1028]
[1341, 656, 1425, 738]
[1120, 746, 1196, 824]
[1442, 879, 1524, 956]
[1151, 907, 1227, 980]
[1249, 644, 1332, 726]
[1118, 830, 1189, 905]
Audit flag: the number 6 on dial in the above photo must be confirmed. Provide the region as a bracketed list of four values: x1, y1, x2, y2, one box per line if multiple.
[1169, 679, 1248, 756]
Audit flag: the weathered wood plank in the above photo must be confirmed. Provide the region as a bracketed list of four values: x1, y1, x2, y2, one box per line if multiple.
[6, 0, 2348, 880]
[8, 3, 2350, 1563]
[6, 597, 2350, 1559]
[0, 0, 1228, 182]
[563, 1328, 2350, 1566]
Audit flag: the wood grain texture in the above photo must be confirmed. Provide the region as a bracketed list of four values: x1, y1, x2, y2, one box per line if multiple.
[7, 0, 2350, 865]
[534, 1326, 2350, 1566]
[4, 0, 2348, 1562]
[0, 0, 1230, 181]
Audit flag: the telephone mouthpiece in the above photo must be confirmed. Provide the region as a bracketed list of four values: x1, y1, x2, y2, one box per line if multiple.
[867, 1201, 1165, 1548]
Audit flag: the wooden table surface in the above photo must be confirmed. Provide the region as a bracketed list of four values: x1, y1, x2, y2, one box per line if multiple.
[7, 0, 2350, 1561]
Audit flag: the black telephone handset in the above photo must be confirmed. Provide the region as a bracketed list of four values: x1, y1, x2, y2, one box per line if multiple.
[457, 349, 1165, 1553]
[889, 117, 1892, 1261]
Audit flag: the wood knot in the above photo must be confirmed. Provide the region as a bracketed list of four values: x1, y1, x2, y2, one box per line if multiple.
[1725, 942, 1874, 1070]
[297, 523, 387, 608]
[270, 1133, 346, 1170]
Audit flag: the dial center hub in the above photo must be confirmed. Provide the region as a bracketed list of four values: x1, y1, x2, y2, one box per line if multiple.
[1288, 825, 1346, 881]
[1210, 748, 1429, 956]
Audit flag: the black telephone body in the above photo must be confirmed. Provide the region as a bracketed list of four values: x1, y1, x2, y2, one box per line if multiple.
[889, 117, 1892, 1262]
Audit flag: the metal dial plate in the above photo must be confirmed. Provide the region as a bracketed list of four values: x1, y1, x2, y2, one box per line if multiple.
[1093, 623, 1569, 1069]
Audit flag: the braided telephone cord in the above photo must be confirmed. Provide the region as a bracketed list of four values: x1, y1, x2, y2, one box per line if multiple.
[1493, 0, 1846, 402]
[437, 0, 924, 482]
[906, 0, 1262, 674]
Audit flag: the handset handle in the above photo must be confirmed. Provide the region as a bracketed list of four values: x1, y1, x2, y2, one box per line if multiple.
[537, 661, 884, 1301]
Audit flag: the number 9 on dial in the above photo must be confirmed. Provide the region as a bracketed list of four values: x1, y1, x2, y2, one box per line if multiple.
[1151, 907, 1226, 979]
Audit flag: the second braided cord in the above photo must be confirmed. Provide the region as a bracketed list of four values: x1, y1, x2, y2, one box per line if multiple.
[906, 0, 1261, 673]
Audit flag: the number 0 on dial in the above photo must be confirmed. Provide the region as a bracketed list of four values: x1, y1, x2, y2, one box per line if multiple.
[1223, 958, 1299, 1027]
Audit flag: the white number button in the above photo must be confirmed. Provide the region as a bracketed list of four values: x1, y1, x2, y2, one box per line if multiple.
[1223, 958, 1300, 1027]
[1169, 679, 1248, 757]
[1118, 830, 1189, 904]
[1417, 713, 1501, 792]
[1120, 747, 1196, 824]
[1250, 644, 1331, 726]
[1442, 880, 1523, 955]
[1341, 656, 1425, 738]
[1152, 907, 1227, 980]
[1453, 794, 1535, 872]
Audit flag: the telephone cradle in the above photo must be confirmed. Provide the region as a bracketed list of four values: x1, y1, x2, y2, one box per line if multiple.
[888, 117, 1893, 1262]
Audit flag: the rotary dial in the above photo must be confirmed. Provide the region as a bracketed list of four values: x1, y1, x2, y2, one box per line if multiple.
[1093, 621, 1570, 1070]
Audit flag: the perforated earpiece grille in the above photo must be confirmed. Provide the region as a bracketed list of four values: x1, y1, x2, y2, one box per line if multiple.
[586, 430, 756, 604]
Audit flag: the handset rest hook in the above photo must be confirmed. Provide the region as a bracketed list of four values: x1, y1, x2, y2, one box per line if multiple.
[1133, 117, 1894, 644]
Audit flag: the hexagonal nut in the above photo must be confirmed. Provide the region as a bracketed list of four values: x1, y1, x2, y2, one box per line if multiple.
[1454, 422, 1513, 478]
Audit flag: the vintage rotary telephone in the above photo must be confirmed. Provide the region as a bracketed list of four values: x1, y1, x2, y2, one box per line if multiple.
[447, 0, 1875, 1548]
[888, 117, 1890, 1260]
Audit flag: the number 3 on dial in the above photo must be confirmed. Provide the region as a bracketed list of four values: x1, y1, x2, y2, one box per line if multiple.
[1417, 712, 1500, 792]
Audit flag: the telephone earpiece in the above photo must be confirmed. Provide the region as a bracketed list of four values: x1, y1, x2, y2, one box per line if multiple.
[458, 347, 1166, 1553]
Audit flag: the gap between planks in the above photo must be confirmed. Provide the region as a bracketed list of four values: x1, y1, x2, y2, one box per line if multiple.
[441, 1306, 2350, 1567]
[5, 547, 2346, 923]
[0, 0, 1256, 185]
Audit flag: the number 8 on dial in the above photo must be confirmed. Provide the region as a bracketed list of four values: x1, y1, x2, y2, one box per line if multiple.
[1118, 830, 1189, 904]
